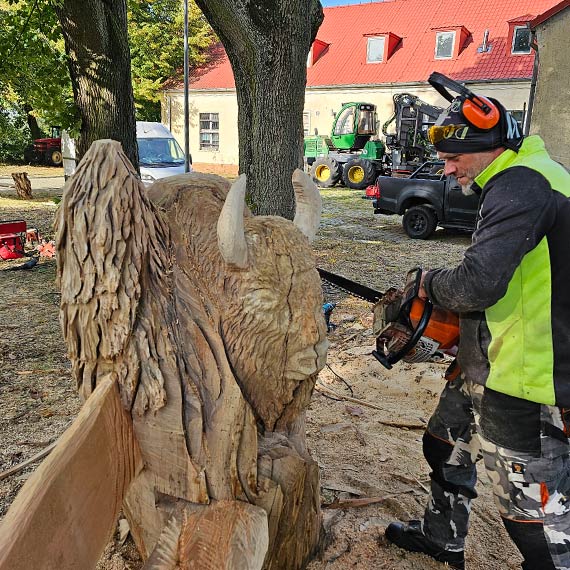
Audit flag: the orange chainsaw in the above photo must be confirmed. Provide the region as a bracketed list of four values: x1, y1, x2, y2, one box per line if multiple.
[318, 267, 460, 370]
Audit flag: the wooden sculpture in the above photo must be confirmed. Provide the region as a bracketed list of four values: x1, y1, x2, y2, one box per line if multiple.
[0, 140, 328, 570]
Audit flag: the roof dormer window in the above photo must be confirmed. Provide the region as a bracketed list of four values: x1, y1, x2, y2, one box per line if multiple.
[507, 15, 534, 55]
[432, 26, 470, 59]
[307, 39, 330, 67]
[512, 25, 531, 54]
[367, 36, 386, 63]
[364, 32, 401, 63]
[435, 31, 455, 59]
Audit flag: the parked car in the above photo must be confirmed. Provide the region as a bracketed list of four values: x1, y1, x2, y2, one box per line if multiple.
[367, 160, 479, 239]
[137, 121, 190, 186]
[59, 122, 191, 186]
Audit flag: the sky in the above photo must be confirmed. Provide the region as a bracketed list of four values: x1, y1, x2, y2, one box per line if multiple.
[320, 0, 382, 6]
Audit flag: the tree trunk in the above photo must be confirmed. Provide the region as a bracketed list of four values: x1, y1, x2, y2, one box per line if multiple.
[24, 105, 42, 141]
[54, 141, 327, 569]
[194, 0, 323, 219]
[54, 1, 139, 170]
[11, 172, 33, 199]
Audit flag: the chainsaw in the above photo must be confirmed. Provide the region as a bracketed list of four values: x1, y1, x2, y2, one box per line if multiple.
[318, 267, 459, 370]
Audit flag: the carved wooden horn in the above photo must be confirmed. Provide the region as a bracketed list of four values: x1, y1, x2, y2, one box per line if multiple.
[292, 168, 321, 243]
[217, 173, 248, 268]
[217, 169, 321, 267]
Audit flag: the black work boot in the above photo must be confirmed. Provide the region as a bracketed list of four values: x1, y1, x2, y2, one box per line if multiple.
[385, 520, 465, 570]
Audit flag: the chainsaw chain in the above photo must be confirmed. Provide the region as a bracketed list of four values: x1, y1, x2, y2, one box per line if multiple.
[320, 275, 374, 303]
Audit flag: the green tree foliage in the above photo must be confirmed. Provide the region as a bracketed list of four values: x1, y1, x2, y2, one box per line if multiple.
[0, 0, 76, 138]
[128, 0, 215, 120]
[0, 0, 214, 157]
[0, 97, 32, 162]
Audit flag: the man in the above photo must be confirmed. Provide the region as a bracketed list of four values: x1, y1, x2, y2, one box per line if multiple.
[385, 72, 570, 570]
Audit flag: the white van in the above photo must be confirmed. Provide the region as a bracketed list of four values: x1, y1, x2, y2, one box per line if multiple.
[137, 121, 191, 186]
[62, 122, 191, 185]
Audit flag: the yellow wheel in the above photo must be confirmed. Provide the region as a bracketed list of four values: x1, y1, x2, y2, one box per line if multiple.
[347, 165, 365, 184]
[309, 157, 341, 187]
[315, 163, 331, 182]
[342, 158, 376, 190]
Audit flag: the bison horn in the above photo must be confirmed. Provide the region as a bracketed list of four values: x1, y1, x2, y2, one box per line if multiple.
[217, 173, 248, 268]
[292, 169, 321, 243]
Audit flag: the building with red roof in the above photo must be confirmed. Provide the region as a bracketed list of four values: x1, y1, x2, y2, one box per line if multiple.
[163, 0, 560, 166]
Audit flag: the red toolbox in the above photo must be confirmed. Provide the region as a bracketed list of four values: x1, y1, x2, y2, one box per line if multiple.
[0, 220, 37, 260]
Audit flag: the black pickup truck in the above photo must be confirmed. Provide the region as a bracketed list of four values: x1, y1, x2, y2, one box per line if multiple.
[369, 160, 479, 239]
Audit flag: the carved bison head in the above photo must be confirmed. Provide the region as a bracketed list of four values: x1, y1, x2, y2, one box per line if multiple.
[215, 171, 328, 432]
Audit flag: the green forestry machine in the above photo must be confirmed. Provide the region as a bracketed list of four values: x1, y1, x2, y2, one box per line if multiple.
[304, 94, 444, 189]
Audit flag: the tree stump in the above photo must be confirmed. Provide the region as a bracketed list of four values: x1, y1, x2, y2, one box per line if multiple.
[11, 172, 33, 200]
[54, 140, 328, 569]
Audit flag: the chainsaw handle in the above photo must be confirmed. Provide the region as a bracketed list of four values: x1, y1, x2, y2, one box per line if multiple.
[373, 298, 433, 370]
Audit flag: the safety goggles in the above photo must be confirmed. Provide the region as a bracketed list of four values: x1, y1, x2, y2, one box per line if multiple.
[427, 124, 468, 145]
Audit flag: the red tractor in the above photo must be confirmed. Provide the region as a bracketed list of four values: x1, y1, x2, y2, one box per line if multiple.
[24, 126, 63, 167]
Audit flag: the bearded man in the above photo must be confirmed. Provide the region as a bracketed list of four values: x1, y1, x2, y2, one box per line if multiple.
[385, 72, 570, 570]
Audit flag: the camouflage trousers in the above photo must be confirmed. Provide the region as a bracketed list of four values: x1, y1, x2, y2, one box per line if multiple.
[420, 374, 570, 569]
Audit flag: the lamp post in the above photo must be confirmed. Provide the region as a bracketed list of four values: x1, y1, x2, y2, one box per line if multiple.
[184, 0, 190, 172]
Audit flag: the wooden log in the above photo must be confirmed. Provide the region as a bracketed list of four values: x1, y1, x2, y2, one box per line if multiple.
[11, 172, 33, 199]
[0, 377, 142, 570]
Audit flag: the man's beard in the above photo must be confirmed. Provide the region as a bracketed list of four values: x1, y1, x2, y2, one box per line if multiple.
[460, 153, 495, 195]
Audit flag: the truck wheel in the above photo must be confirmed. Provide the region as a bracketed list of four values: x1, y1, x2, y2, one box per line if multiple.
[403, 205, 438, 239]
[342, 158, 376, 190]
[310, 157, 341, 187]
[46, 149, 63, 166]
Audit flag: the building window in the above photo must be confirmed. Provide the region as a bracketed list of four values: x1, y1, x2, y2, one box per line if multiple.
[435, 31, 455, 59]
[303, 112, 311, 136]
[512, 25, 531, 54]
[367, 36, 385, 63]
[199, 113, 219, 151]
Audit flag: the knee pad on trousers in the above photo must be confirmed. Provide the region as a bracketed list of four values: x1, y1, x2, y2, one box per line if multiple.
[423, 431, 477, 499]
[502, 518, 556, 570]
[423, 431, 453, 471]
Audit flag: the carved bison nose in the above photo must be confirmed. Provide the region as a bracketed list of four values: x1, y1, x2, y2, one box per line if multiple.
[285, 338, 329, 381]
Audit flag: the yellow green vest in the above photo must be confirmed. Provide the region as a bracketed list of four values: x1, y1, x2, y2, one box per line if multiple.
[474, 136, 570, 405]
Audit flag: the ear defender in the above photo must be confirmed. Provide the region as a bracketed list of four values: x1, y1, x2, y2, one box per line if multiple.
[461, 95, 501, 131]
[428, 71, 502, 130]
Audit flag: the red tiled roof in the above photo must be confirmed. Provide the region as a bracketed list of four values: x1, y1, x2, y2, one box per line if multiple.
[507, 13, 537, 23]
[180, 0, 559, 90]
[185, 43, 230, 87]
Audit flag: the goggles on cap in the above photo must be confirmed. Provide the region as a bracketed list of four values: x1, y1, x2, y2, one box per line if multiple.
[427, 124, 470, 145]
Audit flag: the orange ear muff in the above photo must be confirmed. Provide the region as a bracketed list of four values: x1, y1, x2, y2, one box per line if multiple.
[462, 96, 501, 130]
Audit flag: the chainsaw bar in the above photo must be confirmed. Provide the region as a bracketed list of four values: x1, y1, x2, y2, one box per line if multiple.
[317, 268, 384, 303]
